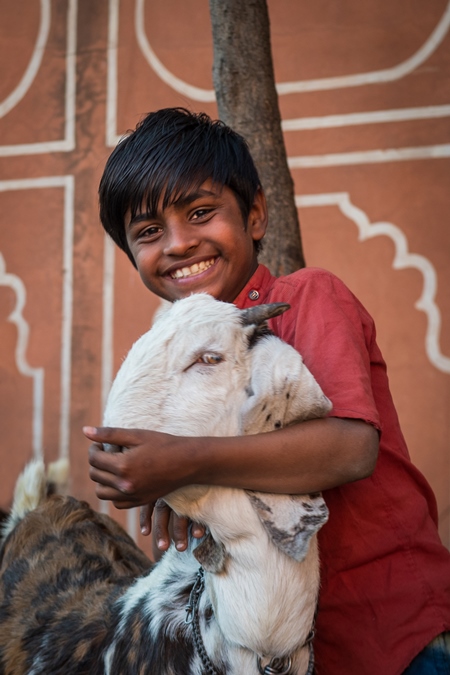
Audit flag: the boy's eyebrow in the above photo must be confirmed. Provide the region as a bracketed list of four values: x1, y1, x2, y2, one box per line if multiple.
[127, 187, 221, 228]
[172, 187, 221, 209]
[127, 213, 155, 228]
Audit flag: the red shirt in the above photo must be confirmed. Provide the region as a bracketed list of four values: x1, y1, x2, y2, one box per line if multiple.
[234, 265, 450, 675]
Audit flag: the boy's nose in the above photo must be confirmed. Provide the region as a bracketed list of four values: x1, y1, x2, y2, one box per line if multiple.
[163, 224, 200, 257]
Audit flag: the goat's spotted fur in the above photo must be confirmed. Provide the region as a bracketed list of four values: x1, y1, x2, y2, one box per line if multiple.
[0, 294, 331, 675]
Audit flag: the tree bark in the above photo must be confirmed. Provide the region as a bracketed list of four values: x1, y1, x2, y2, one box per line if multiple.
[209, 0, 305, 275]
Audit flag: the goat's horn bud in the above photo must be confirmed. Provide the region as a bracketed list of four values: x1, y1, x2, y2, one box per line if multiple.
[240, 302, 290, 325]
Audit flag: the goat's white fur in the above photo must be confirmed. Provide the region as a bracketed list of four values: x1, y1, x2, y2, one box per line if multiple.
[103, 293, 331, 672]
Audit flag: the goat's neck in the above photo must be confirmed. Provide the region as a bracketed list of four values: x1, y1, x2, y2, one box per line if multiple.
[168, 486, 319, 662]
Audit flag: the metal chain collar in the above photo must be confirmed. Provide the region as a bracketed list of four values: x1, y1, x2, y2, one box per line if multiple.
[257, 655, 293, 674]
[185, 566, 314, 675]
[257, 639, 315, 675]
[185, 567, 222, 675]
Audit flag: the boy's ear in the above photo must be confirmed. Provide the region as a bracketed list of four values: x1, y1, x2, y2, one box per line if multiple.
[248, 188, 268, 242]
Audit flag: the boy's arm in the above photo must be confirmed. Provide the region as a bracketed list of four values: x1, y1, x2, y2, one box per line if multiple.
[85, 417, 378, 546]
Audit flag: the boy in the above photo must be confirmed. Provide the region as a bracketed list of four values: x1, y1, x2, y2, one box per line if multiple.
[85, 108, 450, 674]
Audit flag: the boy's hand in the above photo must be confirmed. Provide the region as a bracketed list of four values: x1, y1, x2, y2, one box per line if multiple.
[150, 500, 205, 553]
[84, 426, 184, 508]
[83, 426, 205, 543]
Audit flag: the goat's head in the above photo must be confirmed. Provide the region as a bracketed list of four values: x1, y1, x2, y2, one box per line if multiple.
[104, 294, 330, 435]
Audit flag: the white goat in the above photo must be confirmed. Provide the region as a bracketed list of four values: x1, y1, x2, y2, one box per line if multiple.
[0, 294, 331, 675]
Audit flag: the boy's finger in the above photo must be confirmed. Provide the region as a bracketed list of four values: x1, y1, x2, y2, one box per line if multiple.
[89, 458, 134, 495]
[83, 426, 141, 447]
[153, 500, 172, 551]
[140, 503, 154, 536]
[112, 499, 138, 510]
[94, 483, 134, 504]
[172, 513, 190, 551]
[88, 444, 128, 477]
[192, 522, 206, 539]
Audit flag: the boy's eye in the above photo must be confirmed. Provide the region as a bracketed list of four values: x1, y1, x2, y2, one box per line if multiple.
[191, 208, 213, 220]
[139, 225, 162, 239]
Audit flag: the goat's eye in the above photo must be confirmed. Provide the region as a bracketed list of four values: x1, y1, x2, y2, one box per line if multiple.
[196, 353, 223, 365]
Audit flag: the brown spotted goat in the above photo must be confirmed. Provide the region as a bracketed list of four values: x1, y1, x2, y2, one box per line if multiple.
[0, 294, 331, 675]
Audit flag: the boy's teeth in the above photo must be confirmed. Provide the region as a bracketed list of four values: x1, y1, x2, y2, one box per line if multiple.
[171, 258, 215, 279]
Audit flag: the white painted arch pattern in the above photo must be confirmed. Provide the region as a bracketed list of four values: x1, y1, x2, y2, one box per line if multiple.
[103, 0, 449, 375]
[99, 0, 450, 163]
[0, 253, 45, 460]
[0, 0, 50, 119]
[134, 0, 450, 99]
[105, 0, 450, 163]
[0, 176, 75, 460]
[0, 0, 77, 157]
[296, 193, 450, 374]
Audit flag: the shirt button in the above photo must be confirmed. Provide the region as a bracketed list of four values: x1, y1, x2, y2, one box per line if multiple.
[248, 289, 260, 301]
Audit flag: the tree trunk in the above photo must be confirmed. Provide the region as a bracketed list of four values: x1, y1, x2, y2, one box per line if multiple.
[209, 0, 305, 275]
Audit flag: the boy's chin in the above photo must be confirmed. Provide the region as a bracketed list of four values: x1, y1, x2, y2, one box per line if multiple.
[155, 275, 222, 302]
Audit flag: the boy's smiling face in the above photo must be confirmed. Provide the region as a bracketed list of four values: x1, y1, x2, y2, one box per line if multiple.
[125, 181, 267, 303]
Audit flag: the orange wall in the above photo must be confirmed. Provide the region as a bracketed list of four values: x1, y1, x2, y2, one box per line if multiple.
[0, 0, 449, 552]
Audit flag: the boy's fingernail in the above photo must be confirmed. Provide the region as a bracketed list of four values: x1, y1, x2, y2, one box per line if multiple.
[83, 426, 97, 435]
[176, 542, 186, 551]
[158, 539, 167, 549]
[141, 526, 150, 536]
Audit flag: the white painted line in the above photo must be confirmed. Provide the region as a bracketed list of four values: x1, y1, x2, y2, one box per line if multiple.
[64, 0, 77, 152]
[135, 0, 215, 102]
[101, 235, 115, 412]
[288, 144, 450, 168]
[106, 0, 120, 148]
[278, 1, 450, 94]
[127, 509, 138, 542]
[282, 105, 450, 131]
[59, 175, 75, 459]
[98, 234, 116, 516]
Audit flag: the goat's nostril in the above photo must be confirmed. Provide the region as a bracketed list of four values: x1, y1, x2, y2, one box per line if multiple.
[245, 386, 254, 397]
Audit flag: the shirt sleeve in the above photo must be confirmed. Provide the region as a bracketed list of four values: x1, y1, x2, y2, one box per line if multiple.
[270, 268, 381, 431]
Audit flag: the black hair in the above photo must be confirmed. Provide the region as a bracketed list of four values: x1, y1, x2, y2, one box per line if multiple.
[99, 108, 263, 266]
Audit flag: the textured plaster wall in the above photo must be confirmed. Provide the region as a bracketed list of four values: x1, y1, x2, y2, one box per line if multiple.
[0, 0, 449, 551]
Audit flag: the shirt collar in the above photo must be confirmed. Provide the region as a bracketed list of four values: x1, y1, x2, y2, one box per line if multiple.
[233, 264, 276, 309]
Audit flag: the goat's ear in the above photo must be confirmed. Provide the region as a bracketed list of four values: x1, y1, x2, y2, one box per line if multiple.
[246, 491, 329, 562]
[193, 533, 228, 573]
